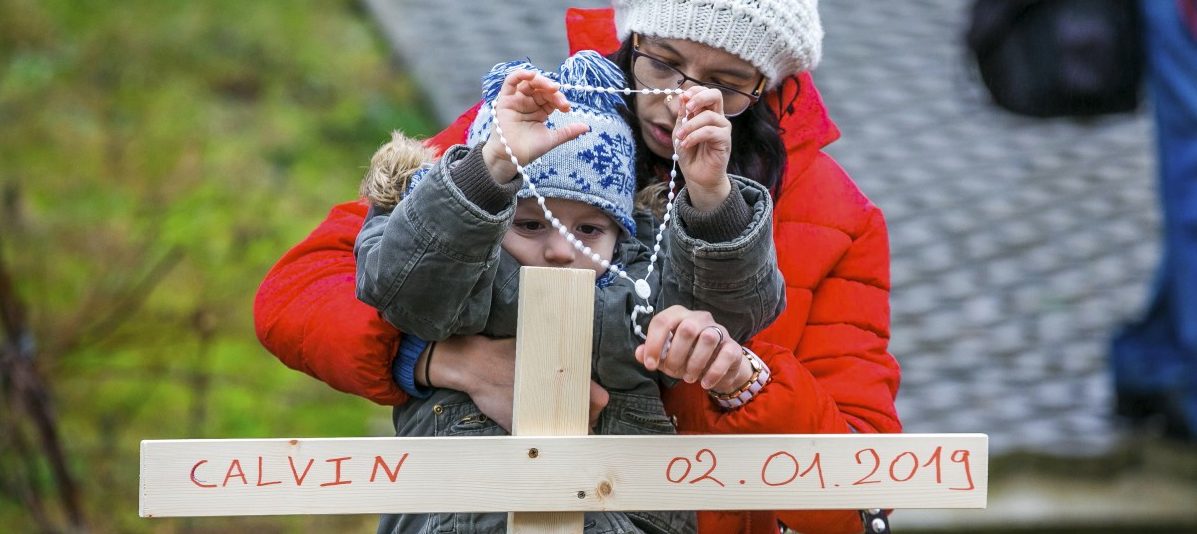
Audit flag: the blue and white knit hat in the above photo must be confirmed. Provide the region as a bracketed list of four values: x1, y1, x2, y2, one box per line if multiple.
[467, 50, 638, 237]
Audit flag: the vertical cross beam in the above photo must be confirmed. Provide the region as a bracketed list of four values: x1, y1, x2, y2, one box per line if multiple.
[507, 267, 595, 534]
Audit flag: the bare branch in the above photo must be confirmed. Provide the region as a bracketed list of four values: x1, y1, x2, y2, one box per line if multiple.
[58, 246, 184, 356]
[0, 236, 87, 530]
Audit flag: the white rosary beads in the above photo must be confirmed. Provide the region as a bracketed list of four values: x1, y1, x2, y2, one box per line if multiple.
[491, 85, 687, 338]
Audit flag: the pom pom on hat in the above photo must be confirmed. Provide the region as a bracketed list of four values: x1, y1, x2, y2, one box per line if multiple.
[468, 51, 638, 237]
[613, 0, 823, 88]
[478, 59, 540, 105]
[557, 49, 627, 112]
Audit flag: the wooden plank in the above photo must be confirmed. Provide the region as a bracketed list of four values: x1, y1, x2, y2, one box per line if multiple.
[509, 267, 595, 436]
[508, 267, 595, 533]
[139, 433, 988, 517]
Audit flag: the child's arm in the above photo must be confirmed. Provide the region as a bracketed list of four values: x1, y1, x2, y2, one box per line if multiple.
[654, 86, 784, 342]
[657, 175, 786, 342]
[355, 69, 585, 341]
[585, 177, 781, 395]
[354, 145, 518, 341]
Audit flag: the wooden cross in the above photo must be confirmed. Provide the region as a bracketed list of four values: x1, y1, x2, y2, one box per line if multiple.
[141, 267, 987, 532]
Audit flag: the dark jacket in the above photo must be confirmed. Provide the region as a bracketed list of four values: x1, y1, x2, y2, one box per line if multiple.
[354, 143, 783, 396]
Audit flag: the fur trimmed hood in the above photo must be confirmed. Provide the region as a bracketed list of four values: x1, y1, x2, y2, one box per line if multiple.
[360, 131, 435, 210]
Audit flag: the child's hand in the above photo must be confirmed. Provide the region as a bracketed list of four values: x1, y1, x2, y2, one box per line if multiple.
[672, 86, 733, 211]
[635, 305, 753, 393]
[482, 70, 591, 183]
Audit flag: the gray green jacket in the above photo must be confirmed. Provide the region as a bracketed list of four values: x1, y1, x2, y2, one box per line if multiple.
[355, 144, 784, 397]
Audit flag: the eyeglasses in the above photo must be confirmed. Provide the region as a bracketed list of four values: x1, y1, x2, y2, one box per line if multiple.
[630, 34, 766, 117]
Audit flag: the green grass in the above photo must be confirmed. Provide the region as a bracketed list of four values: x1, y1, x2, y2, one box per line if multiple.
[0, 0, 436, 531]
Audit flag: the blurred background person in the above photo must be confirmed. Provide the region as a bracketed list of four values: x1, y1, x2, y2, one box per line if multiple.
[1110, 0, 1197, 443]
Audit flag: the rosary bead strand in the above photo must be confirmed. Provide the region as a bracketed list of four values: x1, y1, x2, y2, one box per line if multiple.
[492, 85, 686, 338]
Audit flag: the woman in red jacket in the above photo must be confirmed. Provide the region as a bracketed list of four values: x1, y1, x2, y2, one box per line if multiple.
[255, 2, 901, 533]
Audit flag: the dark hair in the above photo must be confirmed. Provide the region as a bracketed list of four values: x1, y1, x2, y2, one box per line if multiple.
[608, 39, 788, 200]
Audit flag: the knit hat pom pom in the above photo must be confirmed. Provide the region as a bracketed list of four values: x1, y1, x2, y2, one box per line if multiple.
[557, 50, 627, 113]
[480, 59, 542, 104]
[467, 52, 639, 238]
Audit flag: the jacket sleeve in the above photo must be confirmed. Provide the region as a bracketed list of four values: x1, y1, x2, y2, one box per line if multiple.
[252, 103, 484, 406]
[786, 204, 901, 434]
[666, 186, 900, 534]
[660, 176, 786, 342]
[354, 145, 513, 341]
[750, 204, 900, 534]
[692, 203, 900, 429]
[253, 200, 408, 406]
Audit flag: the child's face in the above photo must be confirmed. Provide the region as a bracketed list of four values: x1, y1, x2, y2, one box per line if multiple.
[502, 198, 620, 278]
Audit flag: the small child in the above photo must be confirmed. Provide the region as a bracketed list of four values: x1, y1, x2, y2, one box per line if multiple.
[355, 51, 783, 534]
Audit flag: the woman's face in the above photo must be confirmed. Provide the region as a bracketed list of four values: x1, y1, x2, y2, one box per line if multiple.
[631, 36, 763, 159]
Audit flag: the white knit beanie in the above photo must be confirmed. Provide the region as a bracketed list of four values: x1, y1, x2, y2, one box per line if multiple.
[613, 0, 823, 88]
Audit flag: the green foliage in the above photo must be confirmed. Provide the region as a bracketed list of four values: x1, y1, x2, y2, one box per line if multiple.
[0, 0, 435, 530]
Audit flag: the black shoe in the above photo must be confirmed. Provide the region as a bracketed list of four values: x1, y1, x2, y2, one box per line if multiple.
[1117, 389, 1197, 443]
[1161, 393, 1197, 443]
[1115, 390, 1169, 422]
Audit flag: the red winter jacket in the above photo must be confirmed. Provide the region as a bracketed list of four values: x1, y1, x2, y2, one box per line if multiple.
[254, 8, 900, 534]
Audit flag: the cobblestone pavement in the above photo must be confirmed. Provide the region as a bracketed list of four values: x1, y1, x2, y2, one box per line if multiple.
[366, 0, 1159, 458]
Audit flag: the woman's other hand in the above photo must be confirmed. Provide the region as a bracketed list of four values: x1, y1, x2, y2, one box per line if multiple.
[673, 86, 733, 211]
[427, 335, 610, 432]
[482, 70, 590, 183]
[635, 305, 753, 393]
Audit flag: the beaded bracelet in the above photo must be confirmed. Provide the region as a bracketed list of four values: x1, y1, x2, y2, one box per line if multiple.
[708, 347, 771, 410]
[422, 341, 438, 389]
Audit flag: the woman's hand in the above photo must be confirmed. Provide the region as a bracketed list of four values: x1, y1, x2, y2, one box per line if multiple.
[673, 86, 733, 211]
[424, 335, 609, 431]
[426, 335, 517, 429]
[482, 70, 591, 183]
[634, 306, 753, 393]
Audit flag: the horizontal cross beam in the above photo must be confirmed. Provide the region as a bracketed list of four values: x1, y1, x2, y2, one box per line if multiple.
[140, 433, 987, 517]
